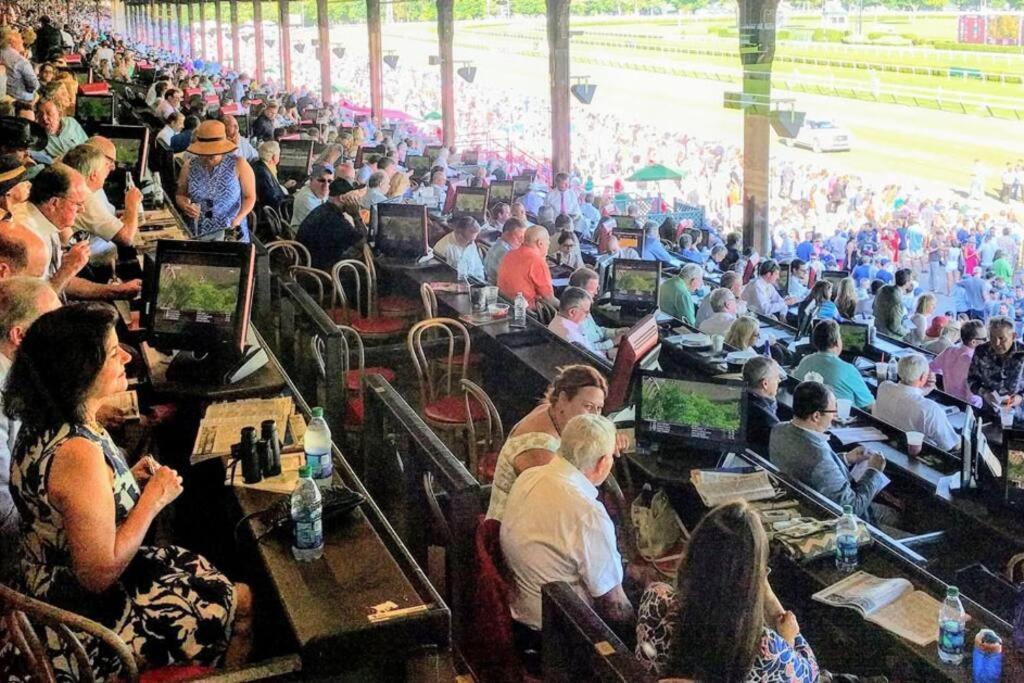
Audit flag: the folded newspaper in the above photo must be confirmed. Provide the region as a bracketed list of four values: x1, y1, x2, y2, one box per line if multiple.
[690, 469, 777, 507]
[812, 571, 942, 646]
[191, 396, 297, 464]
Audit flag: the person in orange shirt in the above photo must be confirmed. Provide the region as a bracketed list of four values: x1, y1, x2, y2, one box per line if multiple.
[497, 225, 558, 310]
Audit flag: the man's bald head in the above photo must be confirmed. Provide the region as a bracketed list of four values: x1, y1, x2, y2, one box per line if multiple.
[87, 136, 116, 160]
[0, 221, 49, 278]
[523, 225, 550, 249]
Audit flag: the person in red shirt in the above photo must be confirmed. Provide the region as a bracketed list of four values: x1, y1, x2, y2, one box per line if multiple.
[497, 225, 558, 310]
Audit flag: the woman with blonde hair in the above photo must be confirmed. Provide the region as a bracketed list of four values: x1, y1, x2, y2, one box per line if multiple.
[909, 293, 937, 346]
[725, 315, 761, 353]
[386, 168, 410, 199]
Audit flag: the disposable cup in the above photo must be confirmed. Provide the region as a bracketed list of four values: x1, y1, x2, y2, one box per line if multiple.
[875, 362, 888, 381]
[836, 398, 852, 421]
[711, 334, 725, 354]
[1000, 407, 1015, 429]
[906, 431, 924, 456]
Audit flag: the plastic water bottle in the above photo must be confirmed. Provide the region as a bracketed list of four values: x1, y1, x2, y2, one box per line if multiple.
[304, 407, 333, 490]
[456, 251, 469, 292]
[151, 171, 164, 205]
[938, 586, 967, 664]
[512, 292, 527, 328]
[888, 357, 898, 382]
[290, 464, 323, 561]
[834, 505, 859, 572]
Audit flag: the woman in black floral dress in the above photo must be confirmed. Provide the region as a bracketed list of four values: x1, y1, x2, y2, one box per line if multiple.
[4, 304, 252, 679]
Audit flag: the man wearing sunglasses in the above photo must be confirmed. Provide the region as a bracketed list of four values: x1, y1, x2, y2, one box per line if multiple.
[289, 162, 334, 231]
[769, 380, 890, 523]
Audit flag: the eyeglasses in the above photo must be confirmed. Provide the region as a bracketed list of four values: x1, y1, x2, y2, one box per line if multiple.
[820, 409, 838, 415]
[314, 177, 332, 184]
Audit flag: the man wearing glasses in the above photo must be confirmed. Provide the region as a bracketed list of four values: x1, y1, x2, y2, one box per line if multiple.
[290, 162, 334, 232]
[769, 380, 891, 523]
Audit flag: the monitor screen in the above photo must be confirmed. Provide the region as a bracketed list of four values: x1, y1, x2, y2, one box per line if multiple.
[489, 180, 513, 207]
[406, 154, 431, 175]
[110, 137, 142, 167]
[453, 187, 488, 221]
[460, 149, 479, 165]
[146, 240, 255, 356]
[611, 259, 661, 308]
[95, 124, 150, 183]
[278, 139, 313, 174]
[425, 144, 443, 162]
[613, 215, 637, 230]
[638, 373, 747, 447]
[839, 322, 869, 356]
[1003, 434, 1024, 507]
[75, 94, 115, 125]
[376, 203, 429, 258]
[356, 144, 387, 168]
[777, 262, 790, 294]
[512, 178, 531, 198]
[612, 228, 645, 255]
[822, 270, 849, 290]
[235, 115, 250, 138]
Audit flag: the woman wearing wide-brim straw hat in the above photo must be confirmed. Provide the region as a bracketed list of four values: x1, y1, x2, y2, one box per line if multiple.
[175, 119, 256, 242]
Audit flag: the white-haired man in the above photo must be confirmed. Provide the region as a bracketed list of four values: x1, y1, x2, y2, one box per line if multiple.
[873, 353, 958, 452]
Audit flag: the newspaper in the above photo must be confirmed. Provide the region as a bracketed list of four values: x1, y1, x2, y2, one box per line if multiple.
[98, 390, 141, 422]
[830, 426, 889, 445]
[690, 469, 776, 507]
[812, 571, 941, 646]
[191, 396, 296, 464]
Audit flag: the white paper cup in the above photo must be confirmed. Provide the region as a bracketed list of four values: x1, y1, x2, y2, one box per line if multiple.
[1001, 407, 1015, 429]
[906, 431, 924, 456]
[836, 398, 852, 421]
[875, 362, 888, 381]
[711, 334, 725, 353]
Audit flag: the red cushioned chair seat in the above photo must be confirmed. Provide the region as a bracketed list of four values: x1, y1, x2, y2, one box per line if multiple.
[345, 367, 396, 392]
[141, 665, 214, 683]
[326, 307, 347, 325]
[478, 451, 499, 483]
[378, 295, 420, 314]
[424, 396, 486, 424]
[345, 398, 365, 425]
[351, 315, 406, 335]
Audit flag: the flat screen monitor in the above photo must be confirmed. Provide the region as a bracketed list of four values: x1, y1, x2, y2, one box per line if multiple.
[356, 144, 387, 168]
[605, 313, 660, 414]
[376, 203, 429, 259]
[512, 178, 531, 199]
[822, 269, 849, 290]
[425, 144, 444, 162]
[610, 259, 661, 310]
[1001, 430, 1024, 507]
[777, 262, 790, 295]
[453, 186, 489, 223]
[612, 227, 645, 255]
[460, 149, 479, 166]
[839, 322, 869, 356]
[406, 154, 431, 176]
[145, 239, 255, 356]
[637, 372, 748, 449]
[95, 124, 150, 186]
[73, 69, 93, 85]
[613, 215, 637, 231]
[278, 139, 314, 180]
[75, 94, 115, 125]
[489, 180, 513, 207]
[235, 114, 250, 138]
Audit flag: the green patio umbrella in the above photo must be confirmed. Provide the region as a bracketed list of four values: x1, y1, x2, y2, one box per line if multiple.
[626, 164, 684, 182]
[422, 111, 442, 121]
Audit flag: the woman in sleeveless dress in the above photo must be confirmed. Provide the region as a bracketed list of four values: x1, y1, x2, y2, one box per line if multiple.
[175, 119, 255, 242]
[4, 304, 252, 679]
[486, 365, 609, 521]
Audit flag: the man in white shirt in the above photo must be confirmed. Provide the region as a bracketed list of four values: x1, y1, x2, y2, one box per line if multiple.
[742, 259, 797, 319]
[698, 287, 738, 337]
[358, 171, 390, 209]
[289, 162, 333, 231]
[788, 259, 811, 301]
[413, 170, 448, 212]
[547, 286, 606, 358]
[483, 217, 526, 284]
[873, 353, 959, 452]
[500, 414, 633, 636]
[154, 88, 181, 120]
[543, 172, 581, 220]
[0, 277, 61, 575]
[157, 112, 184, 147]
[433, 215, 484, 281]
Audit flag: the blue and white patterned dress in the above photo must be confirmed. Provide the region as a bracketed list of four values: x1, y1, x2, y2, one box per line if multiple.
[186, 155, 248, 241]
[7, 422, 236, 680]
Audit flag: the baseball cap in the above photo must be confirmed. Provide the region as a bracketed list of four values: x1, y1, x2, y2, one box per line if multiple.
[311, 162, 334, 178]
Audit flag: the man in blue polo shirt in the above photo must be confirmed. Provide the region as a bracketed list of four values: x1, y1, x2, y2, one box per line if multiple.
[792, 319, 875, 410]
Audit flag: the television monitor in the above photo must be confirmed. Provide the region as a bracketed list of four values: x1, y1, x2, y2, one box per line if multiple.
[604, 313, 661, 414]
[1001, 430, 1024, 508]
[73, 69, 93, 85]
[278, 139, 314, 181]
[637, 372, 748, 449]
[452, 186, 489, 223]
[375, 203, 429, 259]
[460, 149, 479, 166]
[612, 215, 637, 231]
[612, 227, 645, 255]
[145, 239, 255, 358]
[489, 180, 514, 207]
[425, 144, 444, 162]
[839, 322, 869, 356]
[516, 170, 537, 183]
[75, 94, 115, 125]
[95, 124, 150, 188]
[610, 259, 661, 311]
[406, 154, 432, 178]
[777, 262, 790, 295]
[356, 144, 387, 168]
[512, 178, 531, 199]
[822, 269, 849, 290]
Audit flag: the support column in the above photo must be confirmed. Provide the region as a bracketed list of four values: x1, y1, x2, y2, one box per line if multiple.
[149, 0, 158, 46]
[230, 0, 240, 72]
[177, 2, 185, 55]
[278, 0, 292, 91]
[199, 0, 207, 60]
[366, 0, 383, 125]
[546, 0, 571, 176]
[160, 2, 168, 49]
[315, 0, 331, 104]
[737, 0, 779, 257]
[253, 0, 265, 82]
[215, 0, 224, 65]
[187, 1, 195, 59]
[437, 0, 455, 146]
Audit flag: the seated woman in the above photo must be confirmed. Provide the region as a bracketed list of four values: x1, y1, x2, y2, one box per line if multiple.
[486, 365, 608, 522]
[636, 501, 818, 682]
[796, 281, 838, 338]
[5, 304, 251, 677]
[725, 315, 761, 353]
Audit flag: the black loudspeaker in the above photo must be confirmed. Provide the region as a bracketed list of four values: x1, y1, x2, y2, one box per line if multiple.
[457, 65, 476, 83]
[770, 110, 805, 139]
[570, 83, 596, 104]
[428, 55, 441, 65]
[265, 38, 275, 48]
[383, 54, 399, 69]
[332, 47, 345, 59]
[294, 43, 305, 53]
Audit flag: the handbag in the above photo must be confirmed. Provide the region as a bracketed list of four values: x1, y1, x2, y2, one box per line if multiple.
[631, 487, 686, 566]
[770, 517, 872, 563]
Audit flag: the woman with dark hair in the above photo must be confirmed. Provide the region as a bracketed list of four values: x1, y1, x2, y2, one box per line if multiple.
[5, 304, 252, 677]
[796, 280, 839, 337]
[486, 364, 609, 521]
[636, 501, 818, 681]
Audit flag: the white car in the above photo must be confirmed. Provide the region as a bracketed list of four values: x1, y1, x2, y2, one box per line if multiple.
[787, 118, 853, 153]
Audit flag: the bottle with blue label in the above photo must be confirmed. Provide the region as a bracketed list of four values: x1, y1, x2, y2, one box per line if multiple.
[834, 505, 859, 572]
[938, 585, 966, 664]
[291, 464, 323, 561]
[512, 292, 527, 328]
[304, 407, 333, 490]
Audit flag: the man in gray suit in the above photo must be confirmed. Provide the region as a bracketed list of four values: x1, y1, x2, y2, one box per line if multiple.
[769, 381, 890, 523]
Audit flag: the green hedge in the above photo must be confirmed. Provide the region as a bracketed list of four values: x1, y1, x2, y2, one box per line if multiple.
[932, 39, 1024, 54]
[812, 28, 847, 42]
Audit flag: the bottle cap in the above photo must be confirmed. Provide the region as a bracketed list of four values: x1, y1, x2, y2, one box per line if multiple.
[298, 464, 312, 478]
[946, 586, 959, 598]
[842, 504, 853, 514]
[311, 407, 324, 418]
